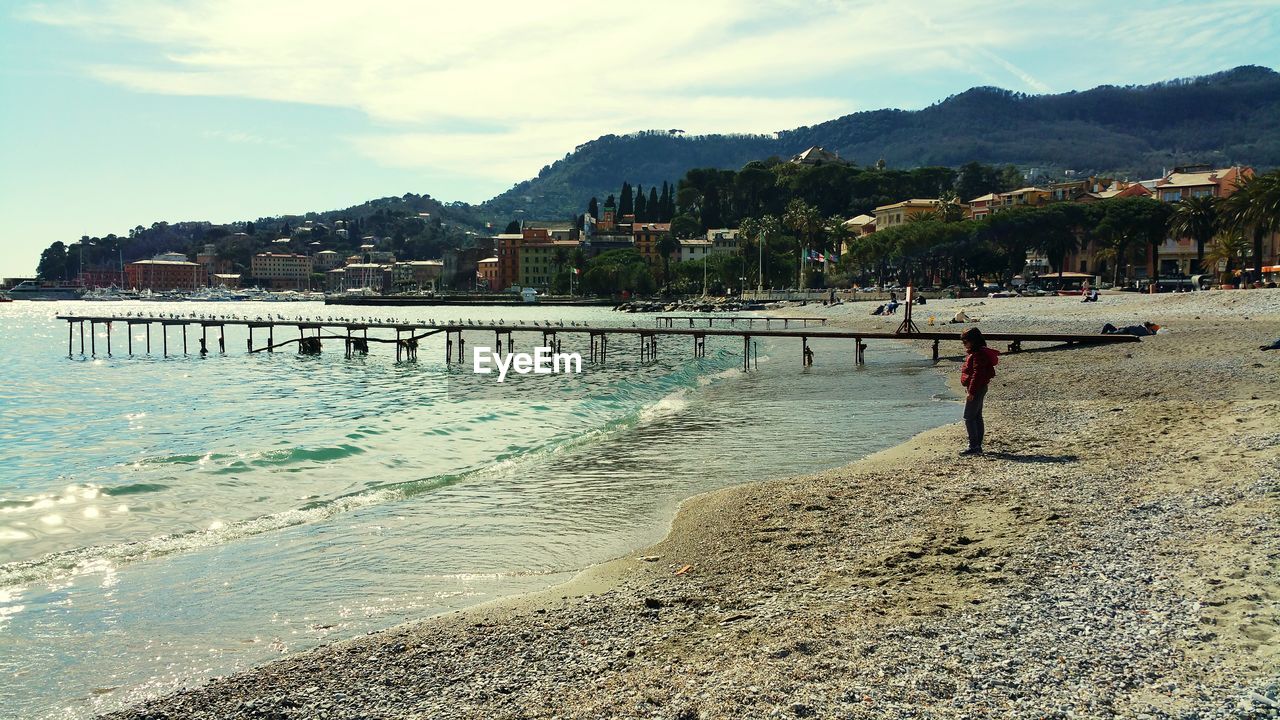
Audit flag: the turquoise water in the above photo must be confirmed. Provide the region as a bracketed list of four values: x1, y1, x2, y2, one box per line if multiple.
[0, 301, 955, 718]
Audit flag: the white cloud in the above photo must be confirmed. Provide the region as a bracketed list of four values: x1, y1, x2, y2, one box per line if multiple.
[18, 0, 1278, 194]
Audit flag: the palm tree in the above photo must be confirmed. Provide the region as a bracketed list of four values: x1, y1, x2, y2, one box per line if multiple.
[1201, 232, 1250, 285]
[1168, 195, 1219, 273]
[740, 214, 780, 292]
[784, 199, 822, 289]
[820, 215, 849, 278]
[1220, 171, 1280, 282]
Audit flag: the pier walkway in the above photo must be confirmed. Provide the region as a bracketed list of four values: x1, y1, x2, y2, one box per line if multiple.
[57, 313, 1139, 370]
[655, 314, 826, 329]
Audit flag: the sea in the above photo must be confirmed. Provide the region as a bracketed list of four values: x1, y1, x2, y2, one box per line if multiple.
[0, 300, 956, 718]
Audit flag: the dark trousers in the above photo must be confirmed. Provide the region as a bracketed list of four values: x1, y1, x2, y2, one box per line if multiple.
[964, 387, 987, 450]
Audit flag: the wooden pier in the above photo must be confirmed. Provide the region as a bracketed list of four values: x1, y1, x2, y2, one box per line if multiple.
[655, 314, 827, 329]
[56, 313, 1139, 370]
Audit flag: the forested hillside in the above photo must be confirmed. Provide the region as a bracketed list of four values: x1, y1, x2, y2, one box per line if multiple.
[482, 65, 1280, 223]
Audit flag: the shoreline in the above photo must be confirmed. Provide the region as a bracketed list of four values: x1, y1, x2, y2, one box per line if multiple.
[104, 291, 1280, 719]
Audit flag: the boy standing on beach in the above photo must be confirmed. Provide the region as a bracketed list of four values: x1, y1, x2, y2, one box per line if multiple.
[959, 327, 1000, 456]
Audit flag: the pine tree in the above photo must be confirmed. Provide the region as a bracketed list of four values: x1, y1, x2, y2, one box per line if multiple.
[588, 197, 599, 220]
[620, 182, 634, 217]
[659, 182, 671, 222]
[648, 187, 659, 222]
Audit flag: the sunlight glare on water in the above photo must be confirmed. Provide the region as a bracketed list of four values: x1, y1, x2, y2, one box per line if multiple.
[0, 300, 955, 718]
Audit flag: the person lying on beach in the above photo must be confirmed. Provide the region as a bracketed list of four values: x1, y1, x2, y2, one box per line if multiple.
[1101, 321, 1158, 337]
[1262, 338, 1280, 351]
[871, 304, 885, 316]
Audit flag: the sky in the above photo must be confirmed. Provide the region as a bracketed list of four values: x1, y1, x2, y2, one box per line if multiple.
[2, 0, 1278, 277]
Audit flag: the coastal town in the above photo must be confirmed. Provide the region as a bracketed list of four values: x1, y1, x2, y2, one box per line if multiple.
[6, 150, 1278, 303]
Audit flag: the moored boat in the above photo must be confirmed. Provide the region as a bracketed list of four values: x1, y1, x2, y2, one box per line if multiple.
[7, 280, 84, 300]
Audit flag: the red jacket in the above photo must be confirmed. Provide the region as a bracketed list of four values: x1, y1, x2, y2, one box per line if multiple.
[961, 346, 1000, 392]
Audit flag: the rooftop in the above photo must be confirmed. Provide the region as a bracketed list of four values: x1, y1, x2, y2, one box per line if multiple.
[129, 259, 201, 267]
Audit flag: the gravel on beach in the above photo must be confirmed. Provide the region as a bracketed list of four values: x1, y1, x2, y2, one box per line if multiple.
[106, 290, 1280, 720]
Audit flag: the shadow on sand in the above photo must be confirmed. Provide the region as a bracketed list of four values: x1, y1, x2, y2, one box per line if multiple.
[983, 451, 1079, 464]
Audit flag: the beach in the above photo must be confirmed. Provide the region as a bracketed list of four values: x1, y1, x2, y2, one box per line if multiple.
[106, 290, 1280, 719]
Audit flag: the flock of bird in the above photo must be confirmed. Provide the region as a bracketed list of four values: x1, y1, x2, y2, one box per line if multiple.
[108, 311, 633, 328]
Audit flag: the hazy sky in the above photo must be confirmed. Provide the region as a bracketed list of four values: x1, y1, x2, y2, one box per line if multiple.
[2, 0, 1277, 277]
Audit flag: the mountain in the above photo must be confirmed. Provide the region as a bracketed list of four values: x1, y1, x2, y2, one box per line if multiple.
[480, 65, 1280, 222]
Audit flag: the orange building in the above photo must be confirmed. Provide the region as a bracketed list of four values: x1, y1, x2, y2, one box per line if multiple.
[126, 260, 207, 291]
[632, 222, 673, 264]
[478, 257, 499, 290]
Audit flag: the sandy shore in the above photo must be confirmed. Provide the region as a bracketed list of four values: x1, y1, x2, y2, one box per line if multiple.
[106, 290, 1280, 719]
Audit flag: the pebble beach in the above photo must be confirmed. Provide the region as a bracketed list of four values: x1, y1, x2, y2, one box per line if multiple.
[106, 290, 1280, 720]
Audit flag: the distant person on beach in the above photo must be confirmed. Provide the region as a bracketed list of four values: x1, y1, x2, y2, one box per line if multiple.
[959, 327, 999, 456]
[871, 304, 885, 316]
[1262, 338, 1280, 351]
